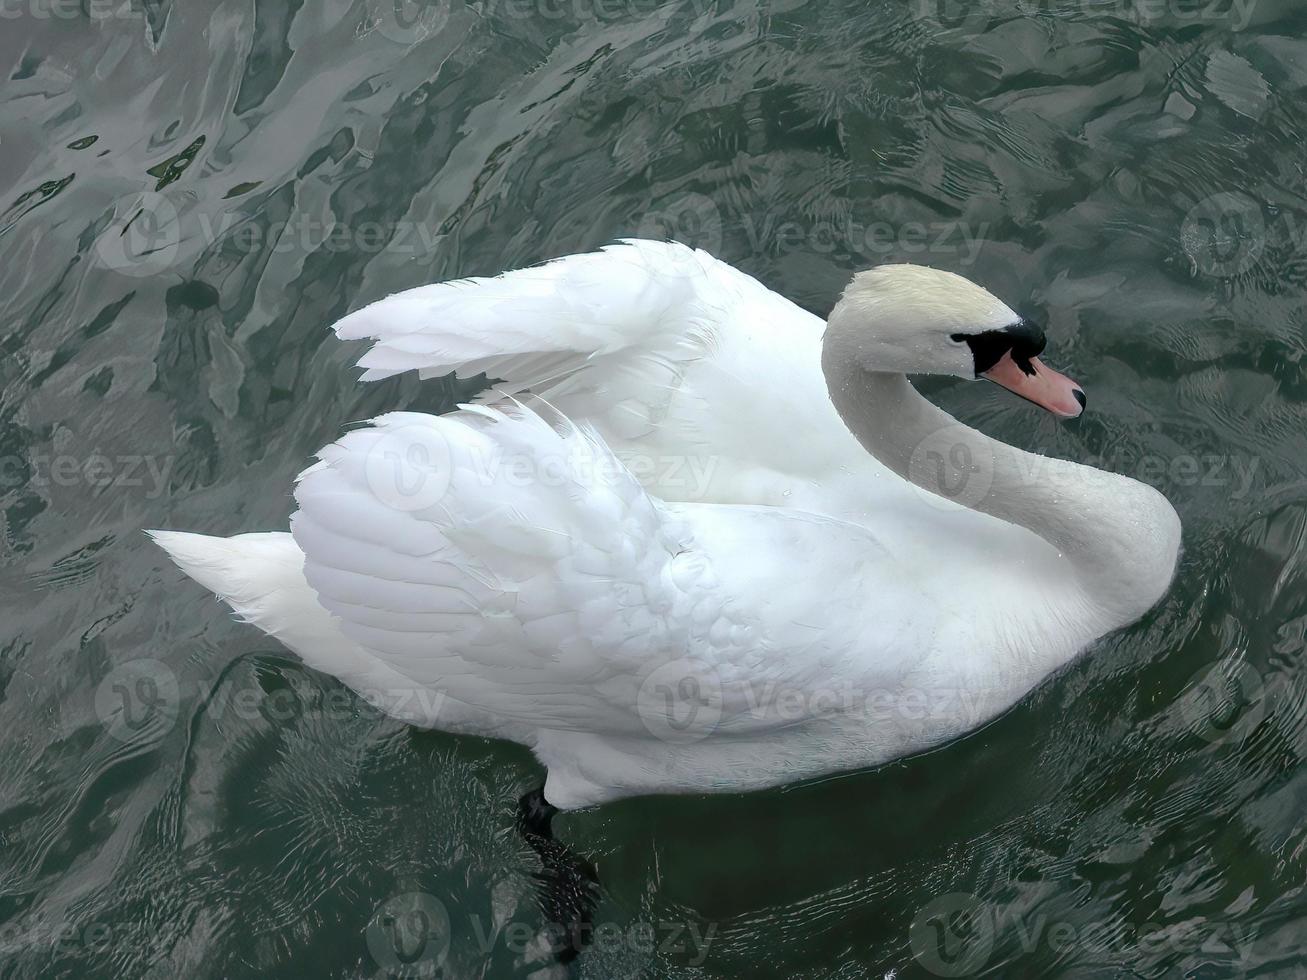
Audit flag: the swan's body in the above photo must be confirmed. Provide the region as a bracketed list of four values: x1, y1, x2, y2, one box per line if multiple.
[151, 240, 1181, 809]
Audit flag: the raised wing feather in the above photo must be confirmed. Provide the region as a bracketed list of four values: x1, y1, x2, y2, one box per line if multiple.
[333, 239, 727, 391]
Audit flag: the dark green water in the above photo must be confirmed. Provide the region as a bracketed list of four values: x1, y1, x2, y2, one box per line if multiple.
[3, 1, 1306, 977]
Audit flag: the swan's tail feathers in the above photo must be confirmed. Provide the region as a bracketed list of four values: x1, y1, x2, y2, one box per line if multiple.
[146, 529, 346, 651]
[146, 530, 450, 728]
[329, 239, 718, 395]
[146, 530, 306, 622]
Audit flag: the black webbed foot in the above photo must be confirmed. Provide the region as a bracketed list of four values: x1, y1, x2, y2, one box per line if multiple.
[516, 787, 601, 965]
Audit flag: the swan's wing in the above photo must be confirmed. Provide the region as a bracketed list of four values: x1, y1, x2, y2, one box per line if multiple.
[290, 406, 922, 740]
[332, 238, 804, 392]
[330, 241, 857, 511]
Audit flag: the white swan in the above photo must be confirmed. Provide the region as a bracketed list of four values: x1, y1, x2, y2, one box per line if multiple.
[150, 240, 1181, 811]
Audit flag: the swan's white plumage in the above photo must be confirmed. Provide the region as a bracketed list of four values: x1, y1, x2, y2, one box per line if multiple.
[151, 240, 1181, 808]
[278, 406, 950, 806]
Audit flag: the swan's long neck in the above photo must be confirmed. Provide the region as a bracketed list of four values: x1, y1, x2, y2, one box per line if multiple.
[821, 353, 1181, 631]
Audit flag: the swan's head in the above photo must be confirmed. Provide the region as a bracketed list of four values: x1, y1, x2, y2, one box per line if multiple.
[826, 264, 1086, 418]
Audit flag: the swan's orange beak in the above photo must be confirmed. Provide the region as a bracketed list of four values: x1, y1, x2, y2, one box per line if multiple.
[983, 351, 1086, 419]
